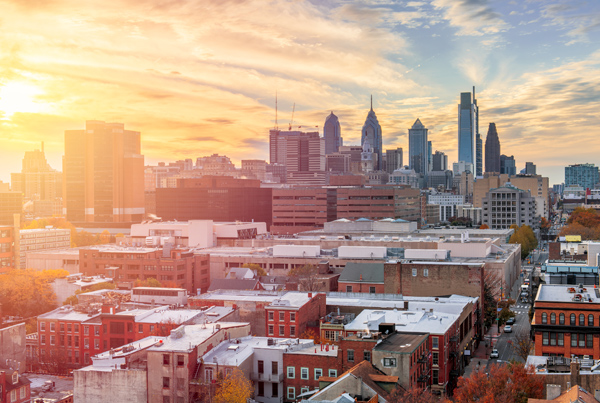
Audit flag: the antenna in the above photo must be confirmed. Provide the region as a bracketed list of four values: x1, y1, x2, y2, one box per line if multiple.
[370, 94, 373, 111]
[275, 92, 278, 130]
[289, 102, 295, 131]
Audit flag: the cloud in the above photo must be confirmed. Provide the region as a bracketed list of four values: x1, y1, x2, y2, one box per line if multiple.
[431, 0, 510, 36]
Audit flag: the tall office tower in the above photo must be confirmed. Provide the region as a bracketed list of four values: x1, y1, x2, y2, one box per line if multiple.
[500, 155, 516, 176]
[408, 118, 429, 176]
[385, 148, 403, 174]
[427, 141, 432, 172]
[63, 120, 145, 223]
[484, 123, 501, 174]
[525, 162, 537, 175]
[269, 129, 325, 184]
[458, 87, 480, 175]
[565, 163, 599, 190]
[324, 112, 342, 155]
[432, 151, 448, 172]
[361, 97, 383, 170]
[11, 144, 63, 217]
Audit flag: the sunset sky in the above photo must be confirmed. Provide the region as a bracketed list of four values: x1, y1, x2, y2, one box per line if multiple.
[1, 0, 600, 185]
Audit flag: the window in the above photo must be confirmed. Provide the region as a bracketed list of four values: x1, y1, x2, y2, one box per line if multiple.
[589, 314, 594, 327]
[272, 361, 278, 375]
[346, 285, 353, 292]
[290, 326, 296, 337]
[541, 312, 547, 324]
[432, 352, 439, 365]
[369, 286, 376, 293]
[290, 312, 296, 322]
[571, 333, 577, 347]
[560, 313, 565, 325]
[279, 312, 285, 321]
[412, 268, 417, 277]
[50, 335, 55, 345]
[329, 369, 337, 377]
[268, 325, 274, 335]
[50, 322, 55, 331]
[287, 387, 295, 400]
[12, 372, 18, 384]
[348, 349, 354, 362]
[40, 322, 45, 331]
[205, 368, 213, 383]
[10, 390, 16, 403]
[314, 368, 323, 380]
[94, 339, 99, 349]
[20, 386, 26, 399]
[550, 313, 556, 324]
[177, 355, 185, 366]
[423, 268, 429, 277]
[258, 360, 264, 374]
[558, 333, 564, 346]
[432, 369, 439, 384]
[588, 333, 593, 348]
[300, 387, 309, 395]
[364, 350, 371, 362]
[258, 382, 264, 397]
[383, 358, 397, 367]
[163, 354, 170, 365]
[571, 314, 576, 326]
[268, 311, 274, 321]
[279, 325, 285, 336]
[163, 377, 170, 388]
[550, 332, 556, 346]
[84, 352, 90, 364]
[84, 338, 89, 349]
[41, 334, 46, 345]
[432, 337, 439, 349]
[580, 314, 585, 326]
[150, 325, 155, 332]
[67, 323, 72, 332]
[84, 326, 89, 336]
[75, 324, 79, 332]
[287, 366, 295, 378]
[272, 382, 278, 397]
[301, 367, 309, 380]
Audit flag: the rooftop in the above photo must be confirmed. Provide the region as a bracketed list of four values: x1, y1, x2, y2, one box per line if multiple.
[344, 308, 459, 335]
[536, 284, 600, 304]
[147, 322, 250, 353]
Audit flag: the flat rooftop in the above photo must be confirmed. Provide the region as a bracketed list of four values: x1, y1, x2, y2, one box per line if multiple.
[345, 309, 459, 335]
[536, 284, 600, 303]
[194, 290, 313, 307]
[147, 322, 250, 353]
[374, 332, 429, 353]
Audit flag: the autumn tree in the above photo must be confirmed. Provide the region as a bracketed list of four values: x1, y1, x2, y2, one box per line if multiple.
[480, 224, 490, 229]
[0, 269, 68, 317]
[509, 225, 537, 259]
[289, 264, 324, 291]
[242, 263, 267, 277]
[453, 362, 543, 403]
[511, 332, 534, 362]
[64, 281, 116, 305]
[389, 387, 447, 403]
[134, 277, 163, 288]
[213, 368, 253, 403]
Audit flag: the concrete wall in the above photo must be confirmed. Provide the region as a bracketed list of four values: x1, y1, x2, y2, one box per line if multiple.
[74, 368, 147, 403]
[0, 323, 26, 368]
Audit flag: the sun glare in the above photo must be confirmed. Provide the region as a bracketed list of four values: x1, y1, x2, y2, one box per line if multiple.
[0, 81, 45, 118]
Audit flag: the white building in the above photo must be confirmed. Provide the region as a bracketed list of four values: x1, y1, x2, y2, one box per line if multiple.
[19, 227, 71, 269]
[388, 167, 419, 188]
[427, 193, 465, 222]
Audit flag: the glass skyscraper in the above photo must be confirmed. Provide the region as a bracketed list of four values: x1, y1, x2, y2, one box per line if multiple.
[458, 88, 480, 176]
[408, 118, 429, 177]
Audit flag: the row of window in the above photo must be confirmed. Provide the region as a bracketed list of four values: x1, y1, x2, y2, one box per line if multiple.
[268, 311, 296, 322]
[347, 349, 370, 362]
[287, 366, 337, 380]
[542, 332, 593, 348]
[40, 321, 162, 337]
[267, 325, 296, 337]
[7, 386, 27, 402]
[345, 285, 377, 293]
[541, 312, 596, 326]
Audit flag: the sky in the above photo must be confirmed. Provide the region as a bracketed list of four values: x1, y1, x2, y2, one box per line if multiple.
[1, 0, 600, 185]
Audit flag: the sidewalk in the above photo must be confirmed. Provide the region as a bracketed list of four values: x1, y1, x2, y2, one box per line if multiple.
[464, 326, 501, 378]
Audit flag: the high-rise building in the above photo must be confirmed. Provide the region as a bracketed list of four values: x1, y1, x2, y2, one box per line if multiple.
[500, 155, 516, 176]
[428, 141, 432, 172]
[63, 120, 145, 223]
[269, 129, 325, 184]
[324, 112, 342, 155]
[525, 162, 537, 175]
[458, 88, 480, 176]
[565, 164, 599, 190]
[432, 151, 448, 172]
[361, 97, 383, 171]
[484, 123, 501, 174]
[408, 118, 428, 177]
[385, 148, 403, 174]
[482, 184, 537, 229]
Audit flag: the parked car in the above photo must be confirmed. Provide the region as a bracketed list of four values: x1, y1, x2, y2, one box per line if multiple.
[504, 325, 512, 333]
[506, 317, 515, 325]
[490, 349, 499, 358]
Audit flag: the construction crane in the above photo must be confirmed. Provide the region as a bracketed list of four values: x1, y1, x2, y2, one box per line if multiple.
[288, 103, 295, 131]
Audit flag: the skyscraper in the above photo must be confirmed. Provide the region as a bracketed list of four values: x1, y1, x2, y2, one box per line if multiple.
[458, 87, 480, 176]
[565, 163, 599, 190]
[269, 129, 325, 184]
[385, 148, 403, 174]
[484, 123, 501, 174]
[500, 155, 516, 176]
[63, 120, 145, 223]
[408, 118, 428, 177]
[361, 96, 383, 170]
[432, 151, 448, 172]
[324, 112, 342, 155]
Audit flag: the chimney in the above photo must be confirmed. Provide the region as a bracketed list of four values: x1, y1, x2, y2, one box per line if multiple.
[308, 293, 312, 298]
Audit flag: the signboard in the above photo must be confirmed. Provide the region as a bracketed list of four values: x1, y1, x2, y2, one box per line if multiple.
[565, 235, 581, 242]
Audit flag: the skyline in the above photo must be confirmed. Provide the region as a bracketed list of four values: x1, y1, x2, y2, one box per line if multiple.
[1, 0, 600, 185]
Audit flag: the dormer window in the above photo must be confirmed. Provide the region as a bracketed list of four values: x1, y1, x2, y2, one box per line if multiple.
[12, 371, 18, 384]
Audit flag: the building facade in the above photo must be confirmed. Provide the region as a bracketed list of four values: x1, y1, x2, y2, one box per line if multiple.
[361, 99, 383, 171]
[565, 164, 599, 190]
[482, 184, 537, 229]
[386, 148, 404, 174]
[408, 119, 429, 178]
[324, 112, 342, 155]
[458, 88, 480, 176]
[484, 123, 501, 174]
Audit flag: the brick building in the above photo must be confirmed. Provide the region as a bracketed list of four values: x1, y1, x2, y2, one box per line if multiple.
[337, 262, 385, 294]
[0, 225, 15, 273]
[532, 284, 600, 359]
[0, 366, 30, 403]
[155, 176, 273, 228]
[78, 245, 210, 294]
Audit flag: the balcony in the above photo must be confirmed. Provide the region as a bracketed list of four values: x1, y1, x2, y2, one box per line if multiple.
[251, 372, 284, 383]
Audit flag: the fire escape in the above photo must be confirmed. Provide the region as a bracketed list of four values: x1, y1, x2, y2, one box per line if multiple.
[448, 331, 461, 392]
[416, 348, 431, 389]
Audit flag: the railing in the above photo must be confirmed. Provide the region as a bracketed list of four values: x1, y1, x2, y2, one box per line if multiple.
[250, 372, 284, 383]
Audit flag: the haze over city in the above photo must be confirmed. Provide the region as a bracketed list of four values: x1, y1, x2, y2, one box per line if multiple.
[1, 0, 600, 184]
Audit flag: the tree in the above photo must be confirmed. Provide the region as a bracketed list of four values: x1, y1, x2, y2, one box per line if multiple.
[511, 332, 534, 362]
[509, 225, 537, 259]
[389, 387, 447, 403]
[453, 362, 543, 403]
[134, 277, 163, 288]
[288, 264, 324, 291]
[480, 224, 490, 229]
[213, 368, 253, 403]
[38, 347, 70, 375]
[242, 263, 267, 277]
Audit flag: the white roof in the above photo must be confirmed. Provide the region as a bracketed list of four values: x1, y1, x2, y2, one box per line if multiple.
[147, 322, 250, 353]
[345, 309, 458, 335]
[536, 284, 600, 303]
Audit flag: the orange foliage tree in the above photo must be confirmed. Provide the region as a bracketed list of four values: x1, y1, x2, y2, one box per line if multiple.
[213, 368, 253, 403]
[559, 207, 600, 240]
[0, 269, 68, 317]
[453, 362, 543, 403]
